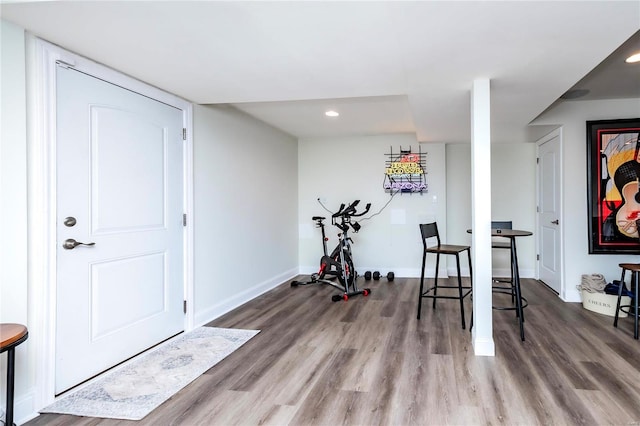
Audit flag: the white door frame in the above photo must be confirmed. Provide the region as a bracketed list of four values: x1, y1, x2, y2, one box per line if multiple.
[27, 36, 194, 409]
[535, 128, 564, 297]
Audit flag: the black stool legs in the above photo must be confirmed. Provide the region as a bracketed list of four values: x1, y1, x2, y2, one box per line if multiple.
[614, 268, 639, 339]
[6, 346, 16, 426]
[417, 248, 472, 329]
[417, 248, 428, 320]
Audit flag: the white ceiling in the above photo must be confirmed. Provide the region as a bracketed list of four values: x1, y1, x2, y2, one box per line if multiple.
[1, 1, 639, 143]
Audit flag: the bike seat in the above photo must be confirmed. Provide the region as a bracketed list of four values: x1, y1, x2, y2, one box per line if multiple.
[312, 216, 325, 221]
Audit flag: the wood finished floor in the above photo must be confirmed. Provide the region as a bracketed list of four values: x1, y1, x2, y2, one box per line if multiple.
[27, 276, 640, 425]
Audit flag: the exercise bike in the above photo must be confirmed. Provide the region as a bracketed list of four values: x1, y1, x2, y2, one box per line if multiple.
[291, 200, 372, 302]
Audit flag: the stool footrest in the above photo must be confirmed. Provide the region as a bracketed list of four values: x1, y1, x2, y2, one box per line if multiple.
[421, 288, 472, 299]
[491, 287, 528, 310]
[617, 305, 637, 315]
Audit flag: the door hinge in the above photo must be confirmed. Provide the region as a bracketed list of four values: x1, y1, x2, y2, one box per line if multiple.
[56, 60, 75, 69]
[183, 300, 187, 314]
[183, 213, 187, 226]
[537, 254, 540, 261]
[536, 157, 539, 164]
[537, 206, 540, 213]
[182, 128, 187, 140]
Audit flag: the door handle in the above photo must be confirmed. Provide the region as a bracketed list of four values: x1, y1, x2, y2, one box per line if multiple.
[63, 239, 96, 250]
[551, 220, 559, 225]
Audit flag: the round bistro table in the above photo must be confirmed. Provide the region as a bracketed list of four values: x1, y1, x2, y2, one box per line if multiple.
[467, 228, 532, 341]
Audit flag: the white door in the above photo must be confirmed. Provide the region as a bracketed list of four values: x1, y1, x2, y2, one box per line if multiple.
[537, 130, 562, 294]
[56, 66, 185, 394]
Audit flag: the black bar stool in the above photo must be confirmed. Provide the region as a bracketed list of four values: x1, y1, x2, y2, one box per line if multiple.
[491, 221, 513, 297]
[614, 263, 639, 339]
[1, 323, 29, 426]
[417, 222, 473, 329]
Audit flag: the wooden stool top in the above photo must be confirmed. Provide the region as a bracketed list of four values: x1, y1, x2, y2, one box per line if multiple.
[0, 323, 28, 351]
[619, 263, 640, 272]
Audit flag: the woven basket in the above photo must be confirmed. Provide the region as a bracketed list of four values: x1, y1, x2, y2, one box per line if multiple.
[581, 290, 630, 317]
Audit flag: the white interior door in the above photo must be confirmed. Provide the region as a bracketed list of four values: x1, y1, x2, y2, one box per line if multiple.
[55, 66, 185, 394]
[537, 130, 562, 294]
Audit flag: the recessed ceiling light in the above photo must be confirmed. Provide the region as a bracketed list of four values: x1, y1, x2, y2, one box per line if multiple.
[625, 52, 640, 63]
[325, 110, 339, 117]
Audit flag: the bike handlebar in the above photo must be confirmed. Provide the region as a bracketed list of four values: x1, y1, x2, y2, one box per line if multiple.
[331, 200, 370, 220]
[351, 203, 371, 217]
[332, 200, 360, 218]
[332, 203, 346, 218]
[325, 200, 372, 233]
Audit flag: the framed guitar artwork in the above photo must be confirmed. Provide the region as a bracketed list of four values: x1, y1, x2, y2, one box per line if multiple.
[587, 118, 640, 254]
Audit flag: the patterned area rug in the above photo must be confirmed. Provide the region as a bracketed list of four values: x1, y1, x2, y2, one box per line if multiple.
[41, 326, 260, 420]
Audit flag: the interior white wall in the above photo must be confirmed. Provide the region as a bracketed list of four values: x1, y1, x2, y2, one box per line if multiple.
[297, 134, 447, 278]
[446, 143, 537, 277]
[1, 26, 299, 419]
[0, 19, 31, 422]
[0, 20, 28, 323]
[192, 105, 299, 325]
[531, 98, 640, 302]
[2, 14, 634, 423]
[445, 144, 471, 248]
[491, 143, 537, 275]
[297, 133, 537, 279]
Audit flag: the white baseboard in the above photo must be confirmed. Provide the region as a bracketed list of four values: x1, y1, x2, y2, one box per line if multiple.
[561, 288, 581, 303]
[298, 265, 319, 276]
[193, 267, 298, 328]
[492, 267, 535, 279]
[472, 336, 495, 356]
[11, 388, 38, 426]
[300, 266, 535, 280]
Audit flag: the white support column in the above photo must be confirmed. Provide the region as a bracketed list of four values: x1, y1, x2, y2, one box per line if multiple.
[471, 79, 495, 356]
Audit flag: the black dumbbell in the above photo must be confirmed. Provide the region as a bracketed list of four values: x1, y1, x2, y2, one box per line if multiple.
[368, 271, 395, 281]
[373, 271, 395, 281]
